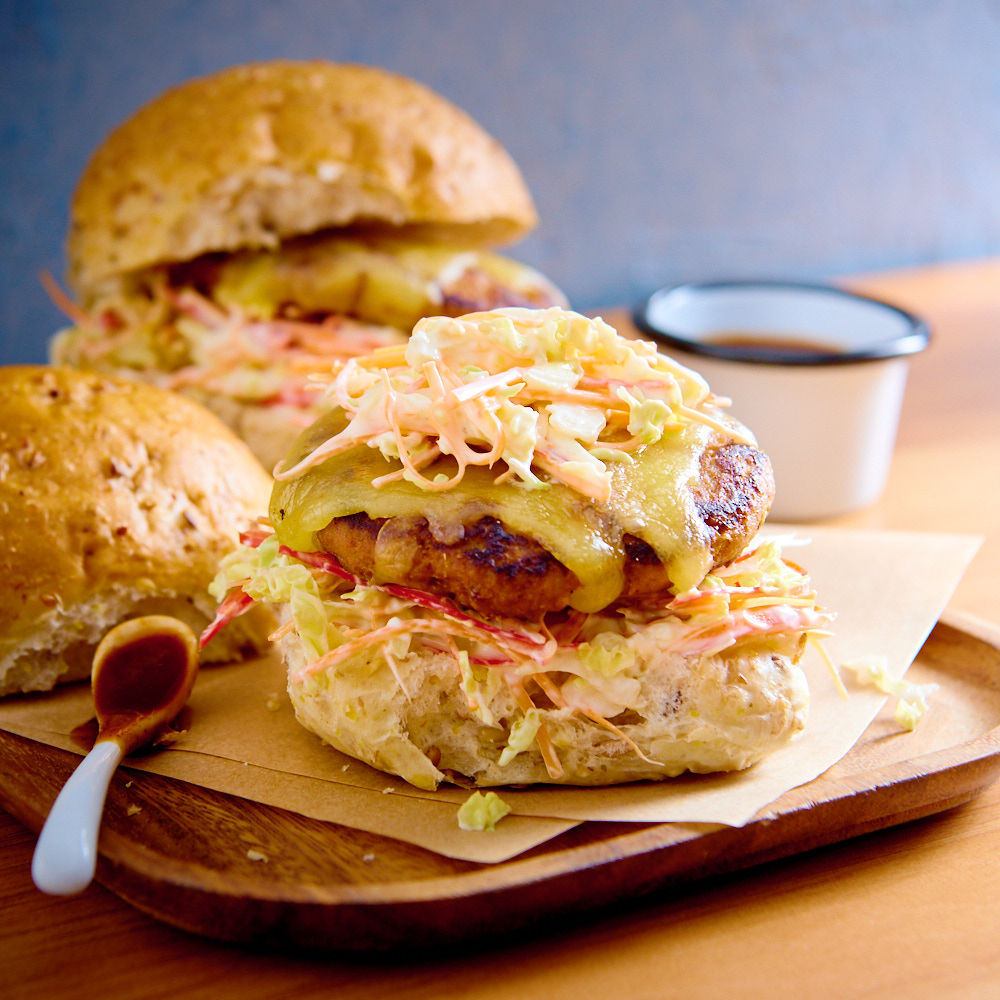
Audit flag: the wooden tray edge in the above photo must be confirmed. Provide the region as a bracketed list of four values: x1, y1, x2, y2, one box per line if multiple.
[4, 612, 1000, 950]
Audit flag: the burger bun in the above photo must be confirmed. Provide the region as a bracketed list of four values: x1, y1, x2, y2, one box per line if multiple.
[0, 366, 274, 695]
[68, 60, 540, 297]
[282, 624, 809, 790]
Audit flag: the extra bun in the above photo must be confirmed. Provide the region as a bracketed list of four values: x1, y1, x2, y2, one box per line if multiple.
[282, 625, 809, 789]
[68, 60, 539, 295]
[0, 366, 273, 695]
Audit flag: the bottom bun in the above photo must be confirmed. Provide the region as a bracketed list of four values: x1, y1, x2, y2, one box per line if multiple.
[0, 587, 273, 698]
[282, 628, 809, 790]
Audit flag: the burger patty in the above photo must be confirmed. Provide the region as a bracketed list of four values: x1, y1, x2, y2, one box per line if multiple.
[439, 263, 564, 315]
[315, 442, 774, 620]
[319, 513, 578, 619]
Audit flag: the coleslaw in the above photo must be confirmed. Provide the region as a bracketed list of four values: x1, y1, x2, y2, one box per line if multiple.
[45, 271, 400, 410]
[274, 307, 751, 501]
[204, 526, 833, 781]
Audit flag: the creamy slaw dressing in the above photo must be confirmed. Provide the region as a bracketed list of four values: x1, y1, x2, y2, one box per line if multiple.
[205, 529, 832, 781]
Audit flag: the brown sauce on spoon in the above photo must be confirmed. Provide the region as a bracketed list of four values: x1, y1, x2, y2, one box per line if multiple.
[85, 616, 200, 754]
[93, 632, 192, 737]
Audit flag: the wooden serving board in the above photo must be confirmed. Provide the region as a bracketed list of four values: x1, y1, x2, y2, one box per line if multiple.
[2, 611, 999, 952]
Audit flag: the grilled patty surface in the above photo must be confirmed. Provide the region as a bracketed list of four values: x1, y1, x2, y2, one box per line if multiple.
[314, 441, 774, 620]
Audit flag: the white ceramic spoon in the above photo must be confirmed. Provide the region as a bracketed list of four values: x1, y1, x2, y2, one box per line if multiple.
[31, 615, 199, 895]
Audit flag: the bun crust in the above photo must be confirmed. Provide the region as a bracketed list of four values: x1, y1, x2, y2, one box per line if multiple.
[68, 61, 539, 296]
[0, 366, 273, 694]
[282, 627, 809, 790]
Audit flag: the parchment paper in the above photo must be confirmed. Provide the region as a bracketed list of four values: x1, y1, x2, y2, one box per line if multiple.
[0, 528, 981, 863]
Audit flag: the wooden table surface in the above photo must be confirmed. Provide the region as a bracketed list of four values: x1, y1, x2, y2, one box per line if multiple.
[4, 258, 1000, 1000]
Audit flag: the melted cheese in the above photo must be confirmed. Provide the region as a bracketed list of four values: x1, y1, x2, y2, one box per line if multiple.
[270, 406, 717, 611]
[212, 233, 565, 329]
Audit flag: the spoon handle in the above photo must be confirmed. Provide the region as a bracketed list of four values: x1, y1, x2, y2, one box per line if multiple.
[32, 740, 124, 895]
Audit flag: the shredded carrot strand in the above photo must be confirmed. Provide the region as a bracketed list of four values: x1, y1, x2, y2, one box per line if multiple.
[40, 271, 90, 327]
[510, 679, 564, 780]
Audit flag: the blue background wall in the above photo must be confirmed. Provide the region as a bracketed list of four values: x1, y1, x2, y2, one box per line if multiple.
[3, 0, 1000, 365]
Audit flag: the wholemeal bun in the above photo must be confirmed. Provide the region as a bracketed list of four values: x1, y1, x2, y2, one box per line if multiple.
[67, 60, 539, 296]
[0, 366, 274, 696]
[281, 622, 809, 790]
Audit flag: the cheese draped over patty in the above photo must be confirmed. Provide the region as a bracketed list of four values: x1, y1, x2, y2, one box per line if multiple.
[271, 405, 721, 612]
[270, 307, 759, 612]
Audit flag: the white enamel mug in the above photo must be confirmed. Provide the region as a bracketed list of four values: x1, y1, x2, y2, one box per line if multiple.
[634, 280, 930, 521]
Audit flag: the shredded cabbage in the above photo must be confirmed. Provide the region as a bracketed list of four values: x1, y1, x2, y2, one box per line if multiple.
[457, 790, 512, 831]
[845, 655, 938, 730]
[457, 651, 499, 727]
[577, 632, 638, 676]
[210, 532, 335, 661]
[498, 708, 543, 766]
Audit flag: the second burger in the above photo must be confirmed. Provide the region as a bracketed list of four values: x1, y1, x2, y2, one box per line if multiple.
[49, 60, 566, 470]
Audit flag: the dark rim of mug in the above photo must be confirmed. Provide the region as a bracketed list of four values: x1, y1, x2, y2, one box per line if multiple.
[632, 279, 931, 366]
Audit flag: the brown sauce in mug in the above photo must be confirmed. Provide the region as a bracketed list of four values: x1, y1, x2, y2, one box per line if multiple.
[702, 330, 845, 361]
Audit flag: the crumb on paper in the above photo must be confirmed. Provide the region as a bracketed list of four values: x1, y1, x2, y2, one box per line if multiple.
[362, 852, 375, 863]
[125, 780, 133, 789]
[381, 786, 394, 794]
[844, 655, 940, 731]
[246, 849, 268, 863]
[265, 693, 282, 712]
[457, 790, 512, 832]
[126, 804, 142, 817]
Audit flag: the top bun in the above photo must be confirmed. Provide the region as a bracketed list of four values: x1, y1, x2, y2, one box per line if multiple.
[0, 365, 273, 694]
[67, 61, 540, 297]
